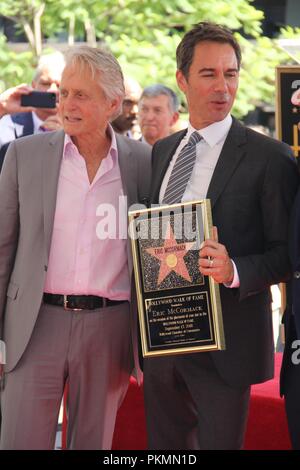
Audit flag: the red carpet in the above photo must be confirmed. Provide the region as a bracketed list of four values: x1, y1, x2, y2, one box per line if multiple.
[244, 353, 291, 450]
[112, 376, 146, 450]
[112, 353, 291, 450]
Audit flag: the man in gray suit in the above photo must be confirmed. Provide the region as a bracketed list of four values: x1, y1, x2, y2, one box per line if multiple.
[143, 22, 299, 450]
[0, 46, 151, 449]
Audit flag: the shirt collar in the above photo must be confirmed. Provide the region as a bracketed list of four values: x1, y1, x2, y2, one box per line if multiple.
[187, 114, 232, 148]
[32, 111, 44, 133]
[63, 123, 118, 162]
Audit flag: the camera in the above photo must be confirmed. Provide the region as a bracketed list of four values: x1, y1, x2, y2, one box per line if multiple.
[21, 91, 57, 109]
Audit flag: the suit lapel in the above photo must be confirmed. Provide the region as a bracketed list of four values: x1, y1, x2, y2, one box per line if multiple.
[151, 130, 186, 203]
[12, 112, 34, 138]
[116, 134, 135, 275]
[207, 118, 247, 208]
[42, 130, 65, 260]
[116, 134, 136, 205]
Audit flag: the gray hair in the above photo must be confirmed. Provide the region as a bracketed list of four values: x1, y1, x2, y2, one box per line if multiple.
[33, 51, 66, 81]
[64, 45, 125, 118]
[140, 84, 179, 113]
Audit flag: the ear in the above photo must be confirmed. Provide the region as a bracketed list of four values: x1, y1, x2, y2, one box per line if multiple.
[170, 111, 180, 127]
[176, 70, 188, 94]
[109, 97, 122, 118]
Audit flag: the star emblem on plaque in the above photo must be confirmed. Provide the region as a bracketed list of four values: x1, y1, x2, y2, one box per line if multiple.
[136, 209, 204, 293]
[144, 221, 199, 289]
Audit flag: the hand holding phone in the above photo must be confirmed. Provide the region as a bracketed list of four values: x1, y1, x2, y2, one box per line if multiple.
[0, 84, 33, 116]
[41, 114, 63, 131]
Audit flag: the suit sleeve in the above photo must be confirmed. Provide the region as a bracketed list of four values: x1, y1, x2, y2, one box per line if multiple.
[0, 141, 20, 339]
[137, 145, 152, 204]
[233, 148, 299, 301]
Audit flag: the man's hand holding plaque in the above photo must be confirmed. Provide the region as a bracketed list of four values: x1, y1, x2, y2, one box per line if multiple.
[199, 226, 234, 285]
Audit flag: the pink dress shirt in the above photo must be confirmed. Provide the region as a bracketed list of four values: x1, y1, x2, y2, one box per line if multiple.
[44, 126, 130, 300]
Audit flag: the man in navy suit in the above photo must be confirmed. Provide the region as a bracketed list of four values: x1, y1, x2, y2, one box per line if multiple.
[281, 188, 300, 449]
[143, 22, 299, 450]
[0, 52, 65, 171]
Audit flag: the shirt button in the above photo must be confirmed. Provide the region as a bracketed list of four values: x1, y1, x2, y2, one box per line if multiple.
[294, 271, 300, 279]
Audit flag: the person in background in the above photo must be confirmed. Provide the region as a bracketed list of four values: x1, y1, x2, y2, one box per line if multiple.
[112, 76, 142, 138]
[138, 84, 180, 146]
[143, 21, 299, 450]
[0, 52, 65, 169]
[0, 45, 151, 450]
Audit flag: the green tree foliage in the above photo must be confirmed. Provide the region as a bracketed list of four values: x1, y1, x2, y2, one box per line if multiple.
[0, 1, 45, 56]
[0, 0, 298, 117]
[233, 34, 292, 117]
[0, 33, 34, 92]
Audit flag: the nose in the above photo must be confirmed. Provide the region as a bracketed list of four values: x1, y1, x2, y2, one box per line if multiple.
[144, 109, 156, 121]
[214, 74, 228, 93]
[130, 103, 138, 117]
[48, 82, 60, 96]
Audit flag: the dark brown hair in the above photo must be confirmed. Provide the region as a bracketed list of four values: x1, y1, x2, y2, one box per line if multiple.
[176, 22, 242, 78]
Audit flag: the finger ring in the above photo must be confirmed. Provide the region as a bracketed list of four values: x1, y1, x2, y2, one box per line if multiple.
[209, 259, 213, 268]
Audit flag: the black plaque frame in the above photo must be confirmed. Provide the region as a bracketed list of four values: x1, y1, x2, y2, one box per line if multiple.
[129, 200, 225, 357]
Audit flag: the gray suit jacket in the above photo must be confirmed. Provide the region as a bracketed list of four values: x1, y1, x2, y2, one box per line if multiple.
[151, 118, 299, 387]
[0, 129, 151, 372]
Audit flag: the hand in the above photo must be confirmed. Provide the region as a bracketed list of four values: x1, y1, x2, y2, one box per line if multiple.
[41, 114, 62, 131]
[199, 226, 234, 284]
[0, 83, 34, 117]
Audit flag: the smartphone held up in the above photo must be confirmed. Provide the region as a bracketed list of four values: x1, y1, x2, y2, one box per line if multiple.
[21, 91, 57, 109]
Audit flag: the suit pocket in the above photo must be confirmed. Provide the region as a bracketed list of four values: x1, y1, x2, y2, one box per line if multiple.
[6, 281, 19, 300]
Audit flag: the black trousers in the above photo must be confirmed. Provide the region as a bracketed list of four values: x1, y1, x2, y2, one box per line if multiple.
[281, 314, 300, 450]
[144, 353, 251, 450]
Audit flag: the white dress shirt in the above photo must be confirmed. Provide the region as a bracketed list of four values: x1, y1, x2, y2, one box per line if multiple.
[0, 111, 43, 148]
[32, 111, 44, 133]
[159, 114, 232, 202]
